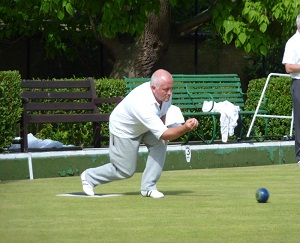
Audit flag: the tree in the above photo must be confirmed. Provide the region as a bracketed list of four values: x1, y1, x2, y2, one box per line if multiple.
[0, 0, 299, 78]
[211, 0, 300, 55]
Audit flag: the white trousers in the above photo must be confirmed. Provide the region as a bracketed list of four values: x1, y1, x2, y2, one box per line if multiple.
[85, 131, 167, 191]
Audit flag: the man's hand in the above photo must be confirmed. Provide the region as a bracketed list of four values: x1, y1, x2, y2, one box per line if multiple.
[184, 118, 199, 131]
[285, 63, 300, 74]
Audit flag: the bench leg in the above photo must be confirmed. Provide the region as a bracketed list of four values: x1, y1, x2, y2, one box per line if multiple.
[20, 118, 28, 152]
[93, 122, 101, 148]
[238, 114, 268, 142]
[235, 115, 244, 140]
[198, 116, 217, 144]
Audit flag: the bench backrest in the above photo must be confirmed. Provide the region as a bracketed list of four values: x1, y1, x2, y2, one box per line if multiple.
[124, 74, 244, 112]
[20, 77, 123, 152]
[21, 78, 108, 123]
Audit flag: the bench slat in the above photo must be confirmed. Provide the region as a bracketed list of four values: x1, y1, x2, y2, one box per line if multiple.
[172, 74, 239, 78]
[172, 92, 243, 97]
[22, 91, 93, 99]
[173, 77, 240, 82]
[26, 114, 110, 123]
[25, 102, 96, 111]
[173, 102, 245, 107]
[21, 80, 91, 88]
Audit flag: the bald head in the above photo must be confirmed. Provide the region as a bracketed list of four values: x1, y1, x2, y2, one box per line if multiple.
[150, 69, 173, 88]
[150, 69, 173, 104]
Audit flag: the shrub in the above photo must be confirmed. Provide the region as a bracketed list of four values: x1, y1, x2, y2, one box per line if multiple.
[0, 71, 22, 151]
[1, 73, 293, 151]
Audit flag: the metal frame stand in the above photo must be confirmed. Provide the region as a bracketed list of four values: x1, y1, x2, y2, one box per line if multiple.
[246, 73, 293, 138]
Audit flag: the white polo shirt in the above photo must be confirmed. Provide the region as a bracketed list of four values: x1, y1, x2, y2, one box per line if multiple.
[282, 30, 300, 79]
[109, 82, 171, 139]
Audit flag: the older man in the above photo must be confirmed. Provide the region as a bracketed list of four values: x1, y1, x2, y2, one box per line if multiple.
[81, 69, 199, 198]
[282, 14, 300, 165]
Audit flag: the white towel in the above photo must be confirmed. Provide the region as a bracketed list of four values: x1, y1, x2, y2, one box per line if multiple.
[202, 100, 240, 143]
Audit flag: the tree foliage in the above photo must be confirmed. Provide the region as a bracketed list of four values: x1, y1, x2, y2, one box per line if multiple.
[0, 0, 160, 59]
[39, 0, 159, 38]
[0, 0, 299, 77]
[212, 0, 300, 55]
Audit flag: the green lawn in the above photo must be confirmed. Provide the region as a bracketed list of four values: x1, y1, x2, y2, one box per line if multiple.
[1, 164, 300, 242]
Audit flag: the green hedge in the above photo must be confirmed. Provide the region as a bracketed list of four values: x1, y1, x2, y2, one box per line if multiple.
[0, 73, 294, 151]
[244, 76, 292, 138]
[0, 71, 22, 151]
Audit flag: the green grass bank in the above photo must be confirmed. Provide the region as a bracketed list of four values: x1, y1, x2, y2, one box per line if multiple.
[0, 141, 295, 181]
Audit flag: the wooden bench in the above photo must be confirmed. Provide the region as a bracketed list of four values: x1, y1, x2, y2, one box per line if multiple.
[20, 77, 123, 152]
[125, 74, 267, 144]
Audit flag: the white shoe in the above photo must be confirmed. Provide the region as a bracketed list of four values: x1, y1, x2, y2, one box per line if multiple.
[297, 161, 300, 166]
[141, 190, 164, 198]
[81, 171, 94, 196]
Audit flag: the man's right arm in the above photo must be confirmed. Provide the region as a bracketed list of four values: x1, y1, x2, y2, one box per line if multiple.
[160, 118, 198, 141]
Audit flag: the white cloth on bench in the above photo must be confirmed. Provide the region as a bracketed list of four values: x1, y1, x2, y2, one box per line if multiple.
[10, 133, 68, 150]
[165, 105, 185, 128]
[202, 100, 240, 143]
